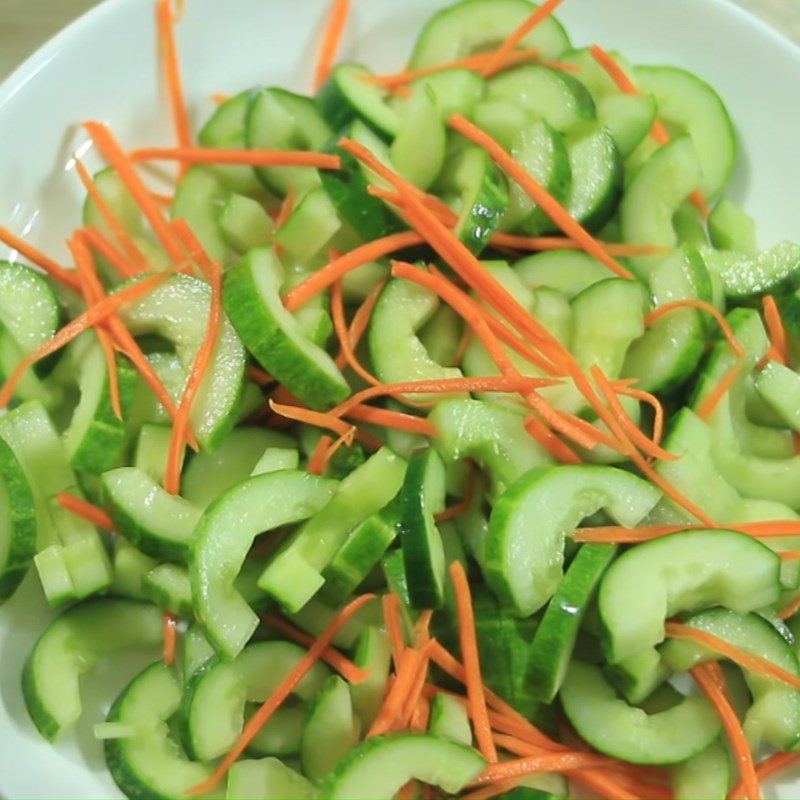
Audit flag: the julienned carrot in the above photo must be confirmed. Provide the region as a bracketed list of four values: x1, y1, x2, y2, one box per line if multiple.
[211, 92, 230, 105]
[156, 0, 192, 171]
[665, 622, 800, 689]
[696, 360, 744, 421]
[74, 158, 148, 272]
[163, 611, 178, 666]
[247, 365, 274, 385]
[330, 280, 381, 387]
[614, 385, 666, 447]
[382, 594, 406, 671]
[345, 404, 438, 437]
[188, 594, 375, 795]
[262, 613, 370, 682]
[306, 434, 334, 475]
[368, 646, 426, 737]
[762, 295, 788, 365]
[778, 593, 800, 620]
[0, 225, 81, 290]
[399, 645, 434, 730]
[128, 146, 342, 169]
[283, 231, 424, 311]
[81, 226, 140, 280]
[83, 121, 186, 261]
[56, 492, 117, 532]
[691, 663, 761, 800]
[573, 520, 800, 543]
[490, 232, 669, 257]
[335, 279, 386, 371]
[480, 0, 567, 76]
[436, 462, 477, 521]
[408, 695, 430, 731]
[730, 752, 800, 800]
[268, 400, 357, 441]
[471, 752, 620, 786]
[646, 299, 745, 357]
[447, 115, 634, 279]
[450, 562, 497, 762]
[314, 0, 351, 90]
[273, 183, 297, 256]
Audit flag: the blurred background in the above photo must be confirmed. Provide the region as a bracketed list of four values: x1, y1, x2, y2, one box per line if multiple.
[1, 0, 799, 81]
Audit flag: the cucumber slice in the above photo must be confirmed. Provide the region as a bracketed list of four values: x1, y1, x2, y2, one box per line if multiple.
[428, 692, 472, 745]
[133, 423, 173, 485]
[597, 93, 657, 158]
[559, 47, 636, 98]
[661, 607, 800, 749]
[102, 468, 202, 562]
[182, 426, 294, 508]
[471, 99, 530, 150]
[486, 465, 660, 616]
[560, 661, 721, 765]
[191, 470, 336, 658]
[528, 543, 617, 702]
[22, 598, 162, 740]
[399, 449, 447, 609]
[350, 626, 393, 729]
[755, 360, 800, 434]
[431, 399, 551, 499]
[702, 241, 800, 300]
[246, 87, 333, 196]
[226, 758, 315, 800]
[251, 447, 299, 475]
[670, 740, 730, 800]
[409, 0, 570, 68]
[708, 198, 757, 254]
[182, 624, 216, 682]
[404, 67, 485, 119]
[620, 136, 703, 279]
[111, 538, 157, 601]
[599, 529, 782, 667]
[321, 732, 486, 799]
[105, 663, 218, 799]
[218, 193, 274, 253]
[119, 273, 246, 450]
[224, 246, 349, 411]
[143, 564, 193, 617]
[635, 65, 737, 197]
[391, 85, 446, 191]
[301, 675, 360, 782]
[274, 186, 342, 265]
[515, 249, 614, 298]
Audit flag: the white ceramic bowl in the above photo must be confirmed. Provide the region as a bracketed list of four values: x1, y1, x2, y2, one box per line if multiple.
[1, 0, 799, 797]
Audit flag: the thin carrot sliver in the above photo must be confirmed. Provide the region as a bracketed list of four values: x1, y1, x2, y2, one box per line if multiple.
[490, 232, 668, 257]
[696, 360, 744, 421]
[471, 752, 618, 786]
[450, 561, 497, 762]
[615, 385, 666, 448]
[730, 752, 800, 800]
[335, 278, 386, 371]
[778, 593, 800, 620]
[409, 694, 430, 731]
[262, 613, 370, 682]
[331, 279, 381, 387]
[646, 299, 745, 358]
[368, 646, 426, 736]
[314, 0, 351, 90]
[345, 404, 437, 437]
[573, 520, 800, 543]
[129, 146, 341, 169]
[0, 226, 81, 290]
[211, 92, 230, 105]
[524, 414, 581, 463]
[307, 434, 334, 475]
[382, 593, 405, 671]
[274, 184, 297, 230]
[691, 663, 761, 800]
[56, 492, 117, 531]
[269, 400, 356, 440]
[163, 611, 178, 666]
[81, 226, 140, 279]
[762, 295, 788, 365]
[436, 461, 477, 521]
[188, 594, 375, 795]
[399, 646, 433, 729]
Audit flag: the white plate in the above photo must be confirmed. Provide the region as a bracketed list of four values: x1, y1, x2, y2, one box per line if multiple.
[1, 0, 799, 797]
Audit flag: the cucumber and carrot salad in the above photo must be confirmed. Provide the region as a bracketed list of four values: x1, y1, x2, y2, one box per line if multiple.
[2, 0, 800, 797]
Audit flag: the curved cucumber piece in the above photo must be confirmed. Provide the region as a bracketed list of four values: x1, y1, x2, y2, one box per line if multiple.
[755, 360, 800, 435]
[708, 198, 757, 254]
[560, 661, 721, 765]
[143, 564, 193, 617]
[405, 67, 485, 119]
[621, 136, 703, 279]
[391, 84, 446, 190]
[191, 470, 336, 658]
[103, 468, 202, 562]
[119, 274, 246, 450]
[105, 663, 217, 800]
[661, 607, 800, 750]
[528, 543, 617, 702]
[226, 758, 315, 800]
[597, 92, 657, 158]
[322, 732, 486, 799]
[399, 449, 448, 609]
[224, 246, 349, 410]
[599, 530, 782, 667]
[635, 65, 737, 197]
[351, 626, 393, 729]
[23, 599, 162, 741]
[486, 465, 659, 616]
[218, 192, 274, 254]
[671, 740, 730, 800]
[702, 241, 800, 300]
[428, 692, 472, 745]
[515, 249, 614, 299]
[273, 187, 342, 265]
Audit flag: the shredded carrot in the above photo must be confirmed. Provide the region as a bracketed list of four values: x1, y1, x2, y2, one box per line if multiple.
[274, 184, 297, 231]
[345, 404, 438, 437]
[480, 0, 567, 76]
[447, 116, 633, 279]
[268, 399, 357, 441]
[368, 647, 426, 737]
[74, 158, 148, 272]
[129, 146, 341, 169]
[211, 92, 230, 105]
[436, 462, 477, 521]
[149, 190, 175, 205]
[56, 492, 117, 531]
[0, 225, 81, 290]
[156, 0, 192, 172]
[762, 295, 788, 365]
[453, 326, 473, 367]
[450, 561, 497, 762]
[382, 593, 406, 671]
[472, 752, 620, 786]
[409, 695, 430, 731]
[307, 434, 334, 475]
[314, 0, 351, 90]
[395, 781, 420, 800]
[691, 663, 761, 800]
[778, 593, 800, 620]
[614, 385, 666, 448]
[262, 613, 370, 682]
[524, 414, 582, 463]
[779, 551, 800, 560]
[696, 361, 744, 421]
[83, 121, 186, 261]
[646, 299, 745, 357]
[331, 279, 382, 387]
[163, 611, 178, 666]
[460, 783, 525, 800]
[284, 231, 424, 311]
[189, 594, 375, 795]
[573, 520, 800, 543]
[666, 622, 800, 689]
[81, 226, 140, 279]
[730, 752, 800, 799]
[247, 365, 274, 385]
[335, 279, 387, 371]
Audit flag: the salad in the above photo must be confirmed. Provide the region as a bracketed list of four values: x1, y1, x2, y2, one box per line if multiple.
[1, 0, 800, 797]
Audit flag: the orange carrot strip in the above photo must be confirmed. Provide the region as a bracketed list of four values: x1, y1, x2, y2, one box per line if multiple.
[129, 146, 341, 169]
[188, 593, 375, 795]
[345, 404, 438, 437]
[691, 663, 761, 800]
[448, 115, 633, 279]
[150, 190, 175, 205]
[730, 751, 800, 799]
[471, 752, 620, 786]
[368, 647, 425, 737]
[451, 561, 497, 762]
[409, 695, 431, 731]
[262, 613, 370, 682]
[307, 434, 334, 475]
[335, 279, 387, 371]
[81, 226, 140, 279]
[211, 92, 230, 105]
[274, 184, 297, 229]
[314, 0, 351, 90]
[74, 158, 148, 272]
[779, 551, 800, 560]
[762, 295, 788, 365]
[491, 232, 669, 256]
[0, 225, 81, 290]
[573, 520, 800, 544]
[83, 121, 186, 261]
[331, 279, 382, 386]
[646, 299, 745, 358]
[382, 593, 406, 671]
[436, 462, 477, 522]
[56, 492, 117, 531]
[524, 414, 582, 463]
[480, 0, 567, 76]
[156, 0, 192, 162]
[778, 593, 800, 620]
[460, 783, 525, 800]
[666, 622, 800, 689]
[696, 361, 744, 421]
[399, 647, 433, 730]
[284, 231, 424, 311]
[269, 400, 356, 440]
[247, 365, 274, 385]
[614, 385, 666, 448]
[163, 612, 178, 666]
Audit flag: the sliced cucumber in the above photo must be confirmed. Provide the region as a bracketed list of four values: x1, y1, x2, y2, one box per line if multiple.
[273, 187, 342, 265]
[23, 598, 162, 741]
[390, 85, 446, 190]
[224, 246, 348, 410]
[217, 192, 274, 254]
[133, 423, 173, 485]
[226, 758, 315, 800]
[471, 99, 530, 150]
[350, 626, 393, 729]
[597, 93, 657, 158]
[702, 241, 800, 300]
[181, 624, 216, 682]
[428, 692, 471, 745]
[143, 564, 193, 617]
[405, 67, 485, 118]
[515, 249, 614, 299]
[111, 538, 157, 601]
[755, 360, 800, 434]
[671, 740, 730, 800]
[708, 197, 757, 254]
